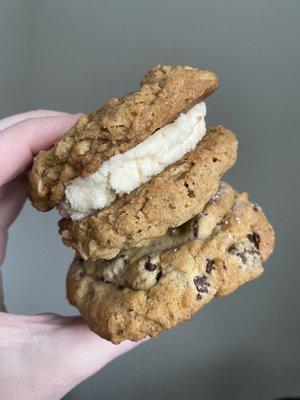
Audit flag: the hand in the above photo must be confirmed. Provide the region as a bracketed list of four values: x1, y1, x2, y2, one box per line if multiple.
[0, 111, 140, 400]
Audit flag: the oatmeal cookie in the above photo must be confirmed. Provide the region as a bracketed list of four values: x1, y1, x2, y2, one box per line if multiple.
[59, 126, 237, 260]
[29, 65, 219, 211]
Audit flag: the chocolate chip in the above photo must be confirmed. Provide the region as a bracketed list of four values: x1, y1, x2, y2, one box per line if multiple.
[156, 270, 162, 282]
[190, 214, 201, 239]
[184, 182, 195, 198]
[206, 259, 214, 274]
[191, 222, 198, 239]
[228, 244, 237, 254]
[247, 232, 260, 250]
[236, 252, 247, 264]
[223, 263, 227, 270]
[228, 245, 247, 264]
[194, 275, 210, 300]
[253, 204, 260, 212]
[228, 241, 260, 266]
[144, 256, 157, 271]
[73, 257, 83, 265]
[247, 247, 260, 256]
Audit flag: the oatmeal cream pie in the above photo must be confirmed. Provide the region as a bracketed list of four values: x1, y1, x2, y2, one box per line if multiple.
[59, 126, 237, 260]
[66, 183, 275, 343]
[29, 65, 239, 260]
[29, 65, 219, 212]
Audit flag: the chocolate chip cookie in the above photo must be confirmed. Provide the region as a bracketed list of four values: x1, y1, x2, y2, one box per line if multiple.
[66, 183, 275, 343]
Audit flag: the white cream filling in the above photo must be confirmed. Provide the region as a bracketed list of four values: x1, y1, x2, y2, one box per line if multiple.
[59, 102, 207, 220]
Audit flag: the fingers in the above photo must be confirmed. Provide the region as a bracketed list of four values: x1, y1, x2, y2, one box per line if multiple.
[0, 110, 70, 132]
[0, 112, 81, 265]
[32, 314, 142, 379]
[0, 176, 27, 265]
[0, 176, 27, 232]
[0, 312, 145, 400]
[56, 316, 144, 384]
[0, 113, 81, 186]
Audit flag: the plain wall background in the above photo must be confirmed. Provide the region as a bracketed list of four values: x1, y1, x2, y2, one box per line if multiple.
[1, 1, 300, 399]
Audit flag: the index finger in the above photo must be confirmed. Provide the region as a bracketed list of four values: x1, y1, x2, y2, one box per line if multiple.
[0, 110, 69, 132]
[0, 114, 81, 186]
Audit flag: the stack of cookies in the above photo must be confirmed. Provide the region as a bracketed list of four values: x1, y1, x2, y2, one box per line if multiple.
[29, 65, 275, 343]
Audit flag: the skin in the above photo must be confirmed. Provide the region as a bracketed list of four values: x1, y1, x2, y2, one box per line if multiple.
[0, 111, 141, 400]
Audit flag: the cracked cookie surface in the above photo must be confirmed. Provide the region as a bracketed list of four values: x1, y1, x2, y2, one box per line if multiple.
[29, 65, 219, 211]
[66, 183, 275, 343]
[59, 126, 237, 260]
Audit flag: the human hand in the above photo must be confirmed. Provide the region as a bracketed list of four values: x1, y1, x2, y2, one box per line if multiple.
[0, 111, 140, 400]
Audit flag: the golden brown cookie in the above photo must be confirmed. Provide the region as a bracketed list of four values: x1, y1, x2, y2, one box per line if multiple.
[66, 183, 275, 343]
[29, 65, 219, 211]
[59, 126, 237, 260]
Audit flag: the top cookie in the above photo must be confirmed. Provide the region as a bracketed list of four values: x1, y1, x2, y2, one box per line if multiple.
[29, 65, 219, 211]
